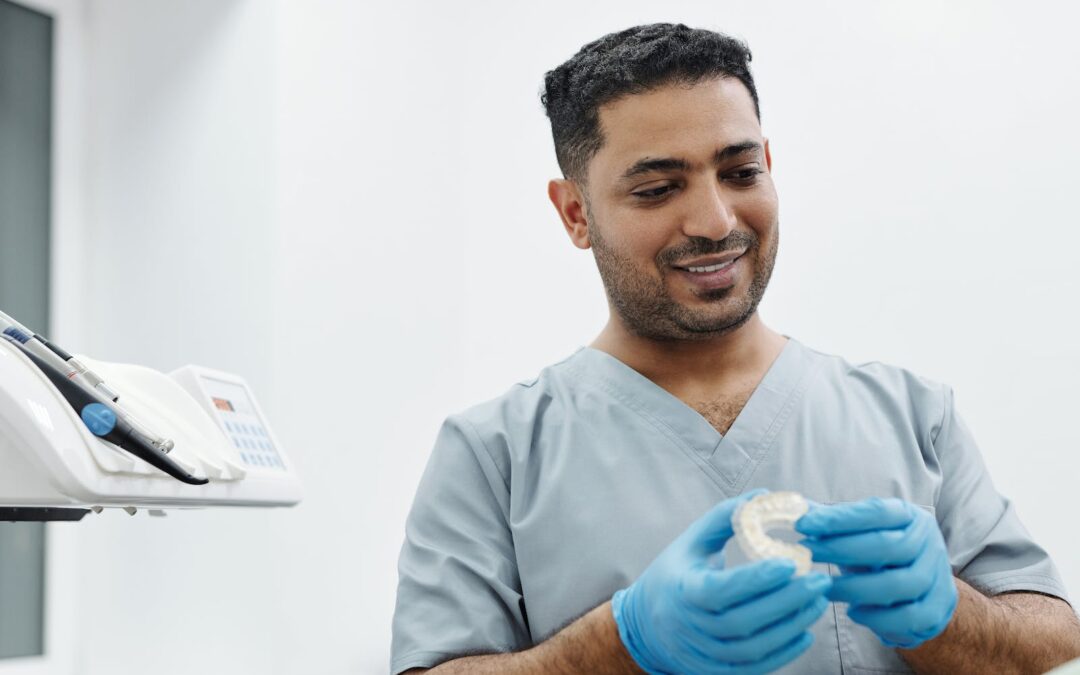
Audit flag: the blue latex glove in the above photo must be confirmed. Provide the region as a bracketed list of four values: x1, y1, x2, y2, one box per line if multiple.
[612, 490, 833, 674]
[795, 497, 958, 649]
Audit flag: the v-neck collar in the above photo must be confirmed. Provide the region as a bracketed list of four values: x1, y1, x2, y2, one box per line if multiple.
[563, 337, 820, 491]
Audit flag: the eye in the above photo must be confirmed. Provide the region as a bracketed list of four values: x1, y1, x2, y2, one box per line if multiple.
[725, 167, 763, 185]
[632, 185, 677, 200]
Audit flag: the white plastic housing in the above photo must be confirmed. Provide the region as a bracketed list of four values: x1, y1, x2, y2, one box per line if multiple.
[0, 339, 302, 510]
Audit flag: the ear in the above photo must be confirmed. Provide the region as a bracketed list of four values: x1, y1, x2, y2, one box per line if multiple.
[547, 178, 591, 250]
[763, 136, 773, 173]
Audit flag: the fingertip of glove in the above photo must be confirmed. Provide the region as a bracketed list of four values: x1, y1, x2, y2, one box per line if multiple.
[794, 512, 823, 535]
[823, 583, 845, 603]
[804, 572, 832, 592]
[762, 557, 797, 577]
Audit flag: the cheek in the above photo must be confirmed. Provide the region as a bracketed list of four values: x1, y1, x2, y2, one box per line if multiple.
[638, 236, 674, 273]
[606, 220, 668, 265]
[740, 204, 778, 252]
[745, 191, 779, 233]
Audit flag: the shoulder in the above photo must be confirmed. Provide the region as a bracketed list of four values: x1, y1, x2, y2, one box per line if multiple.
[797, 340, 951, 434]
[452, 349, 579, 427]
[440, 349, 584, 476]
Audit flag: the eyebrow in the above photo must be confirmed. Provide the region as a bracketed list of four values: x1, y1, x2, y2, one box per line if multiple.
[618, 140, 763, 183]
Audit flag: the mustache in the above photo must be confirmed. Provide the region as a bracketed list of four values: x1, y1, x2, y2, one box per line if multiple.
[657, 231, 757, 267]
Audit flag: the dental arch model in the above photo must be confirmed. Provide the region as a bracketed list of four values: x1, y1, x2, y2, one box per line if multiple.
[733, 491, 813, 575]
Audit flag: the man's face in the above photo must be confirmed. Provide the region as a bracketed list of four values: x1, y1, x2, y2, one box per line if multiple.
[580, 76, 779, 341]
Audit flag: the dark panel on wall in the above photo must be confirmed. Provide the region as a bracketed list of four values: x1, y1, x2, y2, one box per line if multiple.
[0, 0, 53, 661]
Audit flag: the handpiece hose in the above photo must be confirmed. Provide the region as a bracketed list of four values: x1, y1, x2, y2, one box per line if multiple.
[1, 334, 208, 486]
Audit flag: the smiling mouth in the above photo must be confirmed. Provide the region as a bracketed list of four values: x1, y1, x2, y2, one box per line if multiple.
[667, 252, 745, 292]
[673, 252, 744, 273]
[679, 259, 738, 274]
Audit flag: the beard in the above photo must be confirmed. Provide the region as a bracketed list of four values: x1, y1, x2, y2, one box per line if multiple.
[587, 210, 778, 342]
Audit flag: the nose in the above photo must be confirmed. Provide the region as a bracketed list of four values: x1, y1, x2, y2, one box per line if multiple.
[682, 180, 738, 241]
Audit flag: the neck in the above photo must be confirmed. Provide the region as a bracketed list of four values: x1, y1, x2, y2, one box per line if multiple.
[588, 312, 787, 392]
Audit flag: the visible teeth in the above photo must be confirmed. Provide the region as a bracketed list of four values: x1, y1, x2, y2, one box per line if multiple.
[686, 260, 735, 273]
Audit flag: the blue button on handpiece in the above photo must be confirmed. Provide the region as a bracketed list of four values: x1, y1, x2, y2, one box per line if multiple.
[81, 403, 117, 436]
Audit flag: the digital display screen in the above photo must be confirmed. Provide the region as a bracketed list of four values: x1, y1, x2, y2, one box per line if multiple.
[202, 376, 284, 470]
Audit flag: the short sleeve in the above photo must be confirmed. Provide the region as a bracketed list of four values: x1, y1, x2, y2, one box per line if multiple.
[390, 415, 530, 674]
[932, 386, 1069, 601]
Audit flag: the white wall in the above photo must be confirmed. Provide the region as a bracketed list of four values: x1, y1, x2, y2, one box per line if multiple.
[54, 1, 1080, 674]
[73, 1, 285, 674]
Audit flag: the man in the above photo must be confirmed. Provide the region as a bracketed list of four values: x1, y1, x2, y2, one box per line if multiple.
[391, 23, 1080, 674]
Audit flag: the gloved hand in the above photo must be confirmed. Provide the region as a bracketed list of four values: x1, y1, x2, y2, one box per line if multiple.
[612, 490, 833, 674]
[795, 497, 958, 649]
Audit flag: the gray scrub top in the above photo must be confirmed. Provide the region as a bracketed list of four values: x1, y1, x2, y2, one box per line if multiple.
[391, 338, 1068, 674]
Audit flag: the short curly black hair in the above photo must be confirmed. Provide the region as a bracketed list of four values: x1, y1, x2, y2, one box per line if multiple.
[541, 23, 759, 185]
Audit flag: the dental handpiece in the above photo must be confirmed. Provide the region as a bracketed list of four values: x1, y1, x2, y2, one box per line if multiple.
[1, 333, 208, 486]
[29, 334, 175, 453]
[0, 322, 175, 452]
[0, 309, 117, 400]
[0, 311, 175, 452]
[40, 338, 120, 401]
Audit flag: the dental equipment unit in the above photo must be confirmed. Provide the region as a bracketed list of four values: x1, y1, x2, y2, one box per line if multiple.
[0, 309, 301, 521]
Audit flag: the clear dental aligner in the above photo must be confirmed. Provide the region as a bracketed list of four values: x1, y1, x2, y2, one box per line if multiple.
[733, 491, 812, 575]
